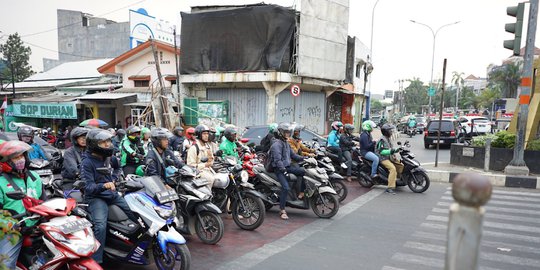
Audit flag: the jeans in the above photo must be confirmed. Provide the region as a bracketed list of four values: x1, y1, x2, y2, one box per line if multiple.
[0, 237, 22, 269]
[275, 165, 306, 210]
[363, 151, 380, 177]
[87, 195, 136, 263]
[342, 150, 353, 176]
[327, 146, 343, 163]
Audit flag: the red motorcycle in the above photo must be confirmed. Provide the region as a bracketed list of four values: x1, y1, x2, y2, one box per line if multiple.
[6, 191, 101, 270]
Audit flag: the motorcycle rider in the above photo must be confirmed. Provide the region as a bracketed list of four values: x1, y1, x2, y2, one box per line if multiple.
[376, 124, 404, 195]
[288, 124, 315, 157]
[327, 121, 347, 169]
[186, 125, 216, 190]
[169, 126, 185, 152]
[182, 127, 196, 159]
[359, 120, 379, 179]
[340, 124, 357, 182]
[120, 126, 146, 175]
[407, 115, 417, 134]
[0, 140, 44, 269]
[145, 128, 184, 182]
[268, 123, 306, 220]
[17, 125, 49, 161]
[141, 127, 151, 152]
[220, 127, 240, 161]
[112, 128, 126, 155]
[259, 123, 278, 153]
[81, 128, 136, 264]
[61, 127, 90, 185]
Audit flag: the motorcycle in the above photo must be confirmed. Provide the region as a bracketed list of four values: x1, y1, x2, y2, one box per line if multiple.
[167, 165, 224, 245]
[406, 126, 416, 138]
[54, 130, 66, 149]
[313, 151, 348, 202]
[28, 159, 56, 198]
[5, 191, 100, 270]
[357, 141, 430, 193]
[212, 155, 266, 231]
[252, 158, 340, 218]
[72, 174, 191, 270]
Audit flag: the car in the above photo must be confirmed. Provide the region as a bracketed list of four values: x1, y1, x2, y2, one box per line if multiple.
[415, 116, 427, 134]
[241, 125, 326, 147]
[423, 119, 462, 149]
[0, 132, 63, 168]
[457, 116, 492, 135]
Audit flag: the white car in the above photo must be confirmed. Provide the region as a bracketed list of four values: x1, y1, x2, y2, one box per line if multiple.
[458, 116, 492, 134]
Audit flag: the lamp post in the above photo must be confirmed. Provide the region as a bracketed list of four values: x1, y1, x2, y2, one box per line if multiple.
[410, 20, 460, 115]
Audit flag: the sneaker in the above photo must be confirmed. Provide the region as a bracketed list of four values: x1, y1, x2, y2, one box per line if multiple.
[340, 163, 348, 169]
[385, 188, 396, 195]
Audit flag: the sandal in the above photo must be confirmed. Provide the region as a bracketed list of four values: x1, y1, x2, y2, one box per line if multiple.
[280, 210, 289, 220]
[297, 192, 305, 200]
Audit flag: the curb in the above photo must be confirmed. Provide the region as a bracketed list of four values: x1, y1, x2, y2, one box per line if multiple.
[426, 169, 540, 189]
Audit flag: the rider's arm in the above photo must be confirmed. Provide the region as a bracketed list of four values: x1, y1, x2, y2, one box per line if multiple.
[111, 157, 122, 181]
[287, 138, 299, 155]
[80, 159, 105, 196]
[290, 148, 304, 162]
[299, 141, 314, 155]
[61, 148, 79, 179]
[270, 142, 286, 172]
[377, 140, 392, 156]
[121, 139, 136, 155]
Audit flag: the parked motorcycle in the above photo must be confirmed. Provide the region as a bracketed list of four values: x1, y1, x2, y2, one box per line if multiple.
[313, 151, 348, 202]
[6, 191, 100, 270]
[357, 141, 430, 193]
[252, 158, 340, 218]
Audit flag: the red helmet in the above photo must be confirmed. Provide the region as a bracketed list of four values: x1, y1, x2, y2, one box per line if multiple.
[186, 127, 196, 140]
[0, 140, 33, 162]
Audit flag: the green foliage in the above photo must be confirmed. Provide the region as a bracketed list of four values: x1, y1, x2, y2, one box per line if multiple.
[491, 131, 516, 148]
[526, 138, 540, 151]
[403, 78, 429, 113]
[487, 62, 521, 98]
[0, 210, 21, 268]
[370, 99, 384, 115]
[0, 33, 34, 82]
[471, 134, 497, 147]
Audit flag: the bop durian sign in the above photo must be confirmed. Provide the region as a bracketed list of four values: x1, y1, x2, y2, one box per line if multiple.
[13, 102, 77, 119]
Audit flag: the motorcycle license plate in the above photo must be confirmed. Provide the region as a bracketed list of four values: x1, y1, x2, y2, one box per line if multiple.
[34, 169, 52, 175]
[323, 157, 331, 163]
[156, 190, 180, 204]
[192, 178, 209, 187]
[60, 218, 92, 234]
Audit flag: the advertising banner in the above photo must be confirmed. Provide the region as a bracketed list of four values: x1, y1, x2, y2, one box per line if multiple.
[13, 102, 77, 119]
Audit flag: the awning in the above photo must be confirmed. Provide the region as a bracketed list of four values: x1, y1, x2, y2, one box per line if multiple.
[14, 92, 86, 103]
[78, 92, 137, 100]
[57, 84, 122, 91]
[128, 75, 150, 81]
[124, 102, 150, 107]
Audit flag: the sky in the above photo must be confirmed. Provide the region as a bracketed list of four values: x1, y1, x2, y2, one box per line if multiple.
[0, 0, 533, 95]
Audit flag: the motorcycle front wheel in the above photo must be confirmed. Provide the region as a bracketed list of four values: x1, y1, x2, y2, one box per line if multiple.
[153, 242, 191, 270]
[310, 193, 339, 218]
[232, 193, 266, 231]
[195, 211, 224, 245]
[330, 179, 348, 202]
[407, 171, 430, 193]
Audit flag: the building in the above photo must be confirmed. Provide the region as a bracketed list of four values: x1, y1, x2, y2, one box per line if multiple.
[463, 74, 487, 95]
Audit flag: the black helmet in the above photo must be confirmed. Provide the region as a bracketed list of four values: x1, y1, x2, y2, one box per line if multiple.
[292, 124, 304, 139]
[276, 123, 292, 141]
[116, 129, 126, 138]
[71, 127, 90, 145]
[17, 126, 35, 144]
[150, 128, 171, 150]
[381, 123, 395, 137]
[195, 124, 210, 141]
[173, 126, 184, 136]
[223, 127, 237, 142]
[344, 124, 355, 135]
[86, 129, 114, 157]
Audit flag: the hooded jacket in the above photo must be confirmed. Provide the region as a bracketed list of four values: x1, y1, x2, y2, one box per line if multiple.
[80, 151, 122, 202]
[61, 145, 84, 180]
[145, 145, 184, 181]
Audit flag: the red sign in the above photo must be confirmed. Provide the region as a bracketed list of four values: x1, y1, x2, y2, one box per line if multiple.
[290, 84, 301, 97]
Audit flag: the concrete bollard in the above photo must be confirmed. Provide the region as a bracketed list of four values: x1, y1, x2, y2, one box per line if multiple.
[484, 138, 491, 172]
[445, 173, 492, 270]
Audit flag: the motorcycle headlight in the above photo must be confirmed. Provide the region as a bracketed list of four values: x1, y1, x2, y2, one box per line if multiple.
[154, 204, 176, 219]
[240, 170, 249, 183]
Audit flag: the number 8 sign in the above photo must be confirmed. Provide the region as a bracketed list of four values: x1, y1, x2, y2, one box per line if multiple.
[290, 84, 301, 97]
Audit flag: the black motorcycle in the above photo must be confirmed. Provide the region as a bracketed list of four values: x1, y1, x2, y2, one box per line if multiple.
[55, 130, 66, 149]
[357, 141, 430, 193]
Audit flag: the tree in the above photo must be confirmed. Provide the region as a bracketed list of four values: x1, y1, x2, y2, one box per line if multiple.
[477, 87, 501, 109]
[370, 99, 384, 115]
[451, 71, 465, 111]
[487, 61, 521, 98]
[459, 86, 481, 110]
[0, 33, 33, 83]
[403, 78, 429, 114]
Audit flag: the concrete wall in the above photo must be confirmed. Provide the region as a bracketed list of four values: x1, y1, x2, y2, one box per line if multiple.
[57, 9, 130, 62]
[118, 49, 177, 88]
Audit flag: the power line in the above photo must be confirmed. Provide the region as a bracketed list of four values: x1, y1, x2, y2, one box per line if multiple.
[21, 0, 147, 38]
[22, 40, 101, 59]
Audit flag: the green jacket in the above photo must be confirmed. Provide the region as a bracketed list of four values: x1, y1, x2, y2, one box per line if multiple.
[219, 138, 239, 161]
[120, 137, 146, 166]
[0, 171, 42, 227]
[376, 136, 394, 161]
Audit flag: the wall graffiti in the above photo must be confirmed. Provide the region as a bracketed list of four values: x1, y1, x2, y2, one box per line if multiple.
[301, 105, 323, 134]
[280, 106, 294, 118]
[327, 103, 341, 122]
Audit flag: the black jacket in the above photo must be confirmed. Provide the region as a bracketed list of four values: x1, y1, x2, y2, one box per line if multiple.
[260, 132, 275, 153]
[61, 145, 84, 180]
[339, 134, 356, 152]
[169, 135, 185, 152]
[145, 145, 184, 182]
[80, 151, 122, 202]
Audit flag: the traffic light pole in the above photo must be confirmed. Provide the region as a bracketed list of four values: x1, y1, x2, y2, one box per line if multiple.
[505, 0, 538, 175]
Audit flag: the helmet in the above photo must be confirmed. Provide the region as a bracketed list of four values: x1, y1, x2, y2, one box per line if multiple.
[215, 126, 225, 139]
[362, 120, 376, 132]
[268, 123, 278, 132]
[331, 121, 343, 131]
[71, 127, 90, 145]
[0, 140, 32, 162]
[141, 127, 151, 139]
[17, 126, 35, 144]
[107, 128, 116, 136]
[42, 129, 49, 136]
[208, 127, 217, 142]
[276, 123, 292, 141]
[173, 126, 184, 136]
[150, 128, 171, 150]
[409, 115, 416, 120]
[186, 127, 196, 140]
[344, 124, 355, 134]
[292, 124, 304, 139]
[381, 123, 395, 137]
[116, 129, 126, 138]
[194, 124, 210, 141]
[86, 129, 114, 157]
[126, 126, 141, 142]
[223, 127, 237, 142]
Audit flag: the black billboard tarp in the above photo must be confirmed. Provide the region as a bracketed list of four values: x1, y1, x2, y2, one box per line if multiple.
[180, 5, 296, 74]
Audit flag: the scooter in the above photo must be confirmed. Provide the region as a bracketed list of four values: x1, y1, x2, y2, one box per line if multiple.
[313, 151, 348, 202]
[252, 158, 340, 218]
[406, 126, 416, 138]
[28, 159, 59, 199]
[5, 191, 100, 270]
[357, 141, 430, 193]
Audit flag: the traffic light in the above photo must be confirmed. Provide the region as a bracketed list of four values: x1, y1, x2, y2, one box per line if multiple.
[504, 3, 525, 56]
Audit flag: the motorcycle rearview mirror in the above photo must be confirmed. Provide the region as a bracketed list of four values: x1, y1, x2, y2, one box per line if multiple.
[6, 190, 26, 200]
[397, 142, 402, 146]
[73, 180, 86, 190]
[240, 138, 250, 144]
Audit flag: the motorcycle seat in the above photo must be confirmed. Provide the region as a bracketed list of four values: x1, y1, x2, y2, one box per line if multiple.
[264, 172, 298, 182]
[326, 152, 340, 161]
[108, 205, 130, 222]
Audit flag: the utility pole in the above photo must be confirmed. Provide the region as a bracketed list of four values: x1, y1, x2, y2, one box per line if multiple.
[505, 0, 537, 175]
[173, 27, 183, 126]
[150, 39, 170, 129]
[435, 58, 448, 168]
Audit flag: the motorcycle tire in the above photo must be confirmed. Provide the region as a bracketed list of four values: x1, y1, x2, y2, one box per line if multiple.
[310, 193, 339, 218]
[407, 171, 430, 193]
[357, 171, 374, 188]
[195, 211, 224, 245]
[330, 179, 348, 202]
[153, 242, 191, 270]
[232, 193, 266, 231]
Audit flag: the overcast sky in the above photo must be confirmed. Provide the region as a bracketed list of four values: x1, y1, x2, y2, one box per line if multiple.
[0, 0, 534, 94]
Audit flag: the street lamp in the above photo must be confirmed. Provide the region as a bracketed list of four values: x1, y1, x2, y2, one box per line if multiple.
[410, 20, 460, 115]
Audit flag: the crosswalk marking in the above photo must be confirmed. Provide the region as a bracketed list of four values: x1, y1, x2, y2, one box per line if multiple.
[492, 189, 540, 198]
[391, 252, 443, 268]
[437, 201, 540, 216]
[426, 215, 540, 234]
[403, 241, 445, 253]
[441, 196, 540, 209]
[481, 252, 540, 268]
[431, 207, 540, 224]
[444, 190, 540, 201]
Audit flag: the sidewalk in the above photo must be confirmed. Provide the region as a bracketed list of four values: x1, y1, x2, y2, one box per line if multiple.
[424, 162, 540, 189]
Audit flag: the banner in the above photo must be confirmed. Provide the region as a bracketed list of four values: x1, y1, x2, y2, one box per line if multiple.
[13, 102, 77, 119]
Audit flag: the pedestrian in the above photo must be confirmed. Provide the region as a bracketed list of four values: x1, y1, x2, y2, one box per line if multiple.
[114, 121, 122, 130]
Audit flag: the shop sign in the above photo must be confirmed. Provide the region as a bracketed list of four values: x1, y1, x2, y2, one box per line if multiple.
[13, 102, 77, 119]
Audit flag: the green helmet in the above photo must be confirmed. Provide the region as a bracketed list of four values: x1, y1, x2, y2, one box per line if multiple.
[135, 165, 145, 177]
[141, 127, 151, 136]
[215, 126, 225, 138]
[268, 123, 278, 132]
[362, 120, 376, 131]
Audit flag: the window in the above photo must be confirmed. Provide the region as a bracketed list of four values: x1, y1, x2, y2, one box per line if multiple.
[82, 16, 89, 27]
[355, 63, 362, 78]
[428, 121, 454, 131]
[134, 80, 150, 87]
[243, 127, 267, 139]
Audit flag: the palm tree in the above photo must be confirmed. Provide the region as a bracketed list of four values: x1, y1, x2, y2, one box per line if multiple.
[487, 61, 521, 98]
[451, 71, 465, 112]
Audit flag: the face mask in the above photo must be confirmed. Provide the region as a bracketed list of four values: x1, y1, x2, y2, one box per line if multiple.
[13, 157, 26, 171]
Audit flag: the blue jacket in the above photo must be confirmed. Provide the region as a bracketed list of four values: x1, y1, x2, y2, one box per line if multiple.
[168, 135, 185, 152]
[28, 143, 48, 160]
[145, 145, 184, 182]
[359, 131, 376, 156]
[327, 130, 340, 147]
[80, 151, 122, 202]
[269, 139, 303, 172]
